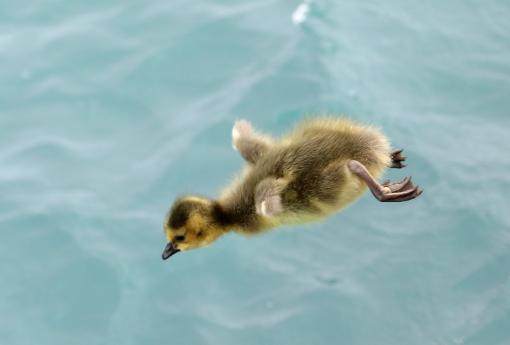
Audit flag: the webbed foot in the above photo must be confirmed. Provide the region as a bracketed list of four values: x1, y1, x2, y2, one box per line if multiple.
[382, 176, 413, 192]
[379, 176, 422, 201]
[348, 160, 423, 202]
[390, 149, 406, 169]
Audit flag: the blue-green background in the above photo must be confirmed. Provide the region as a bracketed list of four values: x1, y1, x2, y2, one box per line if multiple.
[1, 1, 509, 344]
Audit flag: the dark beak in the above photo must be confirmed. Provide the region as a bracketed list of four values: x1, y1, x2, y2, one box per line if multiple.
[162, 242, 180, 260]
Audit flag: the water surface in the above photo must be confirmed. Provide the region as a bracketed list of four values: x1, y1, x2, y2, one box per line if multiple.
[1, 1, 509, 344]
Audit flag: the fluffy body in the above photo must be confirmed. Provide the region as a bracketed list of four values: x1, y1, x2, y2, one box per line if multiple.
[162, 117, 419, 257]
[221, 117, 390, 232]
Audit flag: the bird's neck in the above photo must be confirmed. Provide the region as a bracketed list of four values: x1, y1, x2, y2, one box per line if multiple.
[212, 200, 257, 233]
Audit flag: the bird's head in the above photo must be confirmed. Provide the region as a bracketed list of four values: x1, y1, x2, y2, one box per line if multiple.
[162, 196, 227, 260]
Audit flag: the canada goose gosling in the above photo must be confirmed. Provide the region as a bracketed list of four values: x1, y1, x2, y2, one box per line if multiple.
[162, 117, 422, 260]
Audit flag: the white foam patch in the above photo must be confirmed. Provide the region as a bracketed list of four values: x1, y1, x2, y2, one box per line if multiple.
[292, 1, 310, 25]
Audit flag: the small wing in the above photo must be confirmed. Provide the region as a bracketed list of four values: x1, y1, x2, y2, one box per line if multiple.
[254, 177, 288, 217]
[232, 119, 273, 164]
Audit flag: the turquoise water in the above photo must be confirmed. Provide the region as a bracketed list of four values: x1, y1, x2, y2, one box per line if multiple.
[1, 0, 509, 344]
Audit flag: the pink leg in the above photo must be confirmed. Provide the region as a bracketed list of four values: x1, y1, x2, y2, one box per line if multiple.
[348, 160, 422, 202]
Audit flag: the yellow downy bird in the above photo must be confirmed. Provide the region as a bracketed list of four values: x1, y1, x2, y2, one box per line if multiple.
[162, 117, 422, 260]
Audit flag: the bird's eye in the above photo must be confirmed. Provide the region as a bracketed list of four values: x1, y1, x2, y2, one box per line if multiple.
[174, 235, 185, 242]
[196, 231, 204, 238]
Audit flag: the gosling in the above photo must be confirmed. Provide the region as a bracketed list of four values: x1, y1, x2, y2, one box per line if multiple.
[162, 117, 422, 260]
